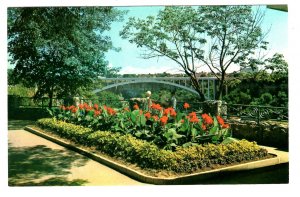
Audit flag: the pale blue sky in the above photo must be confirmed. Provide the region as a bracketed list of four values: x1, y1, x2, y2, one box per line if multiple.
[105, 5, 288, 74]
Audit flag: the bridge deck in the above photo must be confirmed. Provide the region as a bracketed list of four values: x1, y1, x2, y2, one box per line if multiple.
[100, 77, 218, 81]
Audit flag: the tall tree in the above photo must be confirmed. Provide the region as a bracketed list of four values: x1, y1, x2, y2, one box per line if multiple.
[120, 6, 207, 101]
[8, 7, 124, 107]
[120, 6, 269, 100]
[196, 6, 269, 99]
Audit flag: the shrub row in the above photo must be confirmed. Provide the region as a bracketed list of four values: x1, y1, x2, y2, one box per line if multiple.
[37, 118, 268, 173]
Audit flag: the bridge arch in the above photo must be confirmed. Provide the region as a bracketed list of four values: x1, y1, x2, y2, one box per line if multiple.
[92, 79, 199, 95]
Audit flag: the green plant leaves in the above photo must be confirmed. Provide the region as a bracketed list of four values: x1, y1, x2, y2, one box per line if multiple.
[37, 118, 268, 173]
[164, 128, 184, 144]
[50, 102, 232, 149]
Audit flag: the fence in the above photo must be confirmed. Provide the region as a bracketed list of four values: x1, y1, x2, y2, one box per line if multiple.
[224, 104, 288, 123]
[175, 101, 288, 124]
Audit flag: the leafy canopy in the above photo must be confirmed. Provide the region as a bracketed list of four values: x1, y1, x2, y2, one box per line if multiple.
[8, 7, 124, 105]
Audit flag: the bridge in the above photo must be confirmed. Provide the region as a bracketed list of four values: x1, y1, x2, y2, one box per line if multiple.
[93, 77, 218, 100]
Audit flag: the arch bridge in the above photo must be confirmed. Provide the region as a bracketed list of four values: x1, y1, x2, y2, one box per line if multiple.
[93, 77, 218, 100]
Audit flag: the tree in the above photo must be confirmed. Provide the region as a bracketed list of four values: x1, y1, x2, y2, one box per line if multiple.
[8, 7, 124, 107]
[196, 6, 268, 99]
[263, 53, 288, 79]
[223, 53, 288, 107]
[120, 6, 207, 101]
[120, 6, 269, 100]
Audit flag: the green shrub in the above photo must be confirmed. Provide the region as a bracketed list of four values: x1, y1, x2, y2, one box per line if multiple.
[36, 118, 269, 173]
[37, 118, 93, 145]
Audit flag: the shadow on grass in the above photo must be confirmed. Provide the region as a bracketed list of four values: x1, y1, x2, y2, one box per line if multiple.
[8, 144, 89, 186]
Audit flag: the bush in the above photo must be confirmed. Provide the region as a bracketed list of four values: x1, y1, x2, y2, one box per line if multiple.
[36, 118, 269, 173]
[37, 118, 93, 145]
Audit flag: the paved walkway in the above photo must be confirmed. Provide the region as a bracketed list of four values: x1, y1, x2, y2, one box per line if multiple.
[8, 129, 145, 186]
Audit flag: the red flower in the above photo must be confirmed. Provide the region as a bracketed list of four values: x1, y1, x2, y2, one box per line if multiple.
[163, 108, 170, 116]
[180, 119, 185, 123]
[170, 110, 177, 117]
[151, 103, 162, 111]
[70, 106, 78, 113]
[83, 103, 92, 112]
[160, 116, 168, 126]
[124, 107, 130, 112]
[78, 104, 84, 110]
[217, 116, 224, 125]
[187, 111, 199, 123]
[201, 123, 207, 130]
[222, 123, 230, 129]
[188, 112, 197, 118]
[163, 107, 176, 117]
[144, 112, 151, 119]
[68, 105, 76, 111]
[133, 104, 139, 110]
[189, 115, 199, 123]
[94, 104, 99, 110]
[152, 115, 159, 122]
[202, 113, 213, 125]
[183, 102, 190, 109]
[107, 107, 116, 115]
[94, 110, 101, 117]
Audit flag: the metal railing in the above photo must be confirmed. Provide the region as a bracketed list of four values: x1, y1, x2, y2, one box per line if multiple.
[224, 103, 288, 123]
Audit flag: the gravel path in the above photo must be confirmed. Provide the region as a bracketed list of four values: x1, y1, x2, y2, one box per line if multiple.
[8, 129, 145, 186]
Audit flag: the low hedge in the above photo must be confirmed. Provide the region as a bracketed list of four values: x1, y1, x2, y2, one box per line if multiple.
[36, 118, 269, 173]
[36, 118, 93, 145]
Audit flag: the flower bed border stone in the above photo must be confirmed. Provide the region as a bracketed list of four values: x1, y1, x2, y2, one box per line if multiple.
[24, 126, 280, 185]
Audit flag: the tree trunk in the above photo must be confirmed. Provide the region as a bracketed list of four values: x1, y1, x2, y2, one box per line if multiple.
[189, 73, 206, 102]
[216, 73, 225, 100]
[48, 88, 53, 108]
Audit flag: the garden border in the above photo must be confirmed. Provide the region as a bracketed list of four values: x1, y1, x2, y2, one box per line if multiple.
[24, 126, 281, 185]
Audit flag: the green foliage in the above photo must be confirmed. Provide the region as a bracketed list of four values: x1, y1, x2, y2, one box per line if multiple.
[8, 84, 35, 97]
[120, 6, 268, 100]
[150, 89, 199, 107]
[223, 89, 252, 105]
[36, 118, 269, 173]
[96, 91, 124, 108]
[37, 118, 93, 145]
[224, 59, 288, 107]
[8, 7, 124, 106]
[50, 102, 231, 150]
[264, 53, 288, 79]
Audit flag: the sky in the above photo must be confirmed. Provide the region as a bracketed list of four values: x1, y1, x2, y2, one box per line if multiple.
[104, 5, 288, 74]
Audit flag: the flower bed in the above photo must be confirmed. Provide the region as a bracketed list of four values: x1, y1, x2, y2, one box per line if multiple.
[36, 118, 269, 173]
[49, 102, 231, 150]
